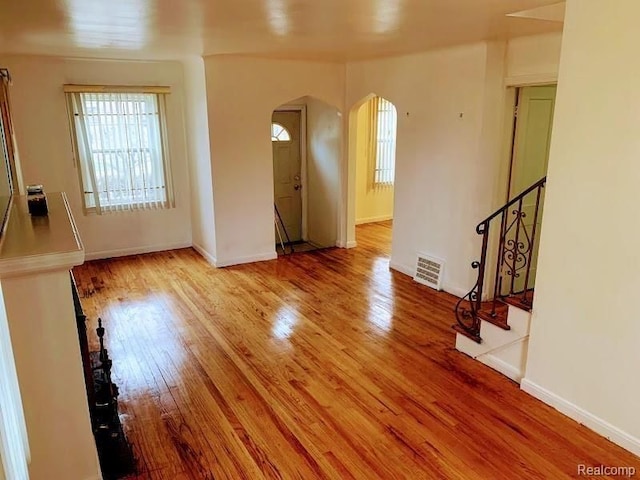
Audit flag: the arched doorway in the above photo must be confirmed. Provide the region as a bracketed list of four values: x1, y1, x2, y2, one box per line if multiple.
[271, 96, 342, 255]
[349, 94, 398, 252]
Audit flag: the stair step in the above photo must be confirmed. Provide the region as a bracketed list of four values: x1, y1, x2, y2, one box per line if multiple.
[477, 304, 511, 330]
[500, 291, 534, 312]
[452, 324, 482, 344]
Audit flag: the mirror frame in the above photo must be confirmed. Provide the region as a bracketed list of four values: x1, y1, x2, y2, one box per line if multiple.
[0, 68, 17, 234]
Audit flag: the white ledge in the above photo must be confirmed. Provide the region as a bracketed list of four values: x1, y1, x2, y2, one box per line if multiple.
[0, 193, 84, 278]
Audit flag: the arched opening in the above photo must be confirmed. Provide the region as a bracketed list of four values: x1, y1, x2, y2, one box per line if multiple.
[348, 94, 398, 254]
[271, 96, 342, 255]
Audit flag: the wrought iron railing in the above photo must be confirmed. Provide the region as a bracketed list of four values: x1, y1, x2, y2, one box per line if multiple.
[455, 176, 547, 342]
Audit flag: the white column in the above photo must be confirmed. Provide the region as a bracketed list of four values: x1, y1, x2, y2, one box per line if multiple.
[0, 193, 101, 480]
[0, 282, 29, 480]
[523, 0, 640, 457]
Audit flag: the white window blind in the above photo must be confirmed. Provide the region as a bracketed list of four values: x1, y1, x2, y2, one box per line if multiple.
[66, 91, 174, 214]
[0, 285, 29, 480]
[373, 97, 397, 186]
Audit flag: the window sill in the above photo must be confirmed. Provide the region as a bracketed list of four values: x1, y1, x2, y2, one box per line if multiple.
[83, 203, 173, 215]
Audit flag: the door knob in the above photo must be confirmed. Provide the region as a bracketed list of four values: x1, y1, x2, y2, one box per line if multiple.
[294, 184, 301, 191]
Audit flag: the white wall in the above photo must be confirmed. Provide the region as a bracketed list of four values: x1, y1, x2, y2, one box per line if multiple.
[523, 0, 640, 455]
[3, 270, 101, 480]
[506, 32, 563, 83]
[305, 97, 341, 247]
[204, 56, 345, 266]
[0, 55, 192, 259]
[354, 100, 394, 225]
[343, 35, 564, 295]
[183, 56, 216, 264]
[346, 43, 500, 295]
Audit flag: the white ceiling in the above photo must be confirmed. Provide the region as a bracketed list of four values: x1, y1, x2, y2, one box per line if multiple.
[0, 0, 564, 61]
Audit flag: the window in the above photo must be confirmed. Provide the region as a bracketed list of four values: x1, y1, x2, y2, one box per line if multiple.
[66, 88, 174, 213]
[271, 123, 291, 142]
[368, 96, 397, 186]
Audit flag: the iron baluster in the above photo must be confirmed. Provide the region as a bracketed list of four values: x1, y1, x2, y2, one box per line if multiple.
[522, 183, 544, 304]
[475, 222, 489, 312]
[509, 197, 525, 295]
[453, 261, 482, 341]
[491, 210, 508, 316]
[453, 176, 546, 343]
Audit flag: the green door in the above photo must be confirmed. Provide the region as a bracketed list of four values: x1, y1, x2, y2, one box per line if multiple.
[503, 85, 556, 296]
[509, 85, 557, 198]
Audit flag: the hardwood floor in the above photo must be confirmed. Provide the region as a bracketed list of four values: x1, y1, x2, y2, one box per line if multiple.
[73, 221, 640, 479]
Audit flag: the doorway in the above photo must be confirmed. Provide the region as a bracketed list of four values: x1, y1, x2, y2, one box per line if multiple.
[501, 84, 557, 296]
[352, 95, 398, 254]
[271, 97, 342, 255]
[508, 85, 557, 199]
[272, 110, 303, 246]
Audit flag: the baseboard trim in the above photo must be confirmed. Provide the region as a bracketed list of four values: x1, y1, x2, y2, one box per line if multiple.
[442, 284, 469, 298]
[85, 241, 192, 261]
[479, 353, 523, 384]
[215, 251, 277, 268]
[389, 260, 413, 277]
[336, 240, 357, 249]
[192, 243, 217, 267]
[355, 214, 393, 225]
[83, 474, 103, 480]
[521, 378, 640, 457]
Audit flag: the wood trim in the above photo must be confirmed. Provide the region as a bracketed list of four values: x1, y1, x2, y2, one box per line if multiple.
[274, 104, 305, 112]
[336, 239, 357, 248]
[63, 84, 171, 94]
[504, 73, 558, 87]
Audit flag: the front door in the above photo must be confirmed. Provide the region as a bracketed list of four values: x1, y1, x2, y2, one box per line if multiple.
[272, 110, 302, 243]
[503, 85, 557, 294]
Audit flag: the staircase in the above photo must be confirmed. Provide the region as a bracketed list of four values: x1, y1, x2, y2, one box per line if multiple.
[453, 177, 546, 383]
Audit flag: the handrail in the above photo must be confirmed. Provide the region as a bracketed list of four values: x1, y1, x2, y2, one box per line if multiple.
[476, 176, 547, 233]
[455, 176, 547, 342]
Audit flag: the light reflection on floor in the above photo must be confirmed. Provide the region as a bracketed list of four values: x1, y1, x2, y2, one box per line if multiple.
[272, 304, 299, 340]
[101, 294, 186, 394]
[368, 257, 395, 332]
